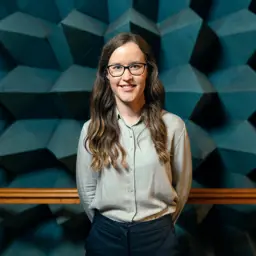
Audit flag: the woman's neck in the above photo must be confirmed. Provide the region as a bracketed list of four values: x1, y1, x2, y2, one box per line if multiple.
[116, 99, 145, 125]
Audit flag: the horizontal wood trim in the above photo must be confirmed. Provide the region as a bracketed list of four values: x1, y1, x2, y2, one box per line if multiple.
[0, 188, 256, 204]
[0, 198, 81, 204]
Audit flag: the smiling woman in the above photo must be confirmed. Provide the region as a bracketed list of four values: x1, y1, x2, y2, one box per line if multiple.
[76, 32, 192, 256]
[106, 42, 147, 116]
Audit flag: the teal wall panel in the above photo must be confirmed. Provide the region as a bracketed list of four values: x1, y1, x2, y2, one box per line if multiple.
[0, 0, 255, 255]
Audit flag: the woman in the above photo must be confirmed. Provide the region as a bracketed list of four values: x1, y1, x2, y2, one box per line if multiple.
[76, 32, 192, 255]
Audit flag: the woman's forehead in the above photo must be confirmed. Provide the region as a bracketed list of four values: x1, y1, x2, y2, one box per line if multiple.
[109, 42, 145, 64]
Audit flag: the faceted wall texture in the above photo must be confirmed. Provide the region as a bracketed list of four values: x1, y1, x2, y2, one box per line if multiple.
[0, 0, 255, 255]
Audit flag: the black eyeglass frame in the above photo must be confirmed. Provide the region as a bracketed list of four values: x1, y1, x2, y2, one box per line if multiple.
[106, 62, 147, 77]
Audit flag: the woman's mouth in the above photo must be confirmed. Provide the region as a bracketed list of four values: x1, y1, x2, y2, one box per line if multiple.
[119, 84, 136, 92]
[119, 84, 136, 88]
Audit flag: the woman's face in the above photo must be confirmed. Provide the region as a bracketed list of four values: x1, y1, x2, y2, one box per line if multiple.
[106, 42, 147, 108]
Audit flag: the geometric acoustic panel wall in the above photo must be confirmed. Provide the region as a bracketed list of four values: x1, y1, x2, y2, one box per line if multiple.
[0, 0, 255, 255]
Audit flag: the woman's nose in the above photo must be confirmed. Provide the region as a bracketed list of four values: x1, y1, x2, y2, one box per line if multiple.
[122, 68, 133, 81]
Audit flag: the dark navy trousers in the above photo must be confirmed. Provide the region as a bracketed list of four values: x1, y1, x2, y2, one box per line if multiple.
[85, 211, 182, 256]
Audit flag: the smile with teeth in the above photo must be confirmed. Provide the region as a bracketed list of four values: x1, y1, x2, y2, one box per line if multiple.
[119, 84, 136, 88]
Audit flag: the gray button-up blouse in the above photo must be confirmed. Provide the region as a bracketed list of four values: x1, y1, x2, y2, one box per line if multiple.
[76, 110, 192, 224]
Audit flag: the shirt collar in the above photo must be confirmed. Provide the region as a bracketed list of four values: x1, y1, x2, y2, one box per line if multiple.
[116, 108, 121, 120]
[116, 107, 143, 126]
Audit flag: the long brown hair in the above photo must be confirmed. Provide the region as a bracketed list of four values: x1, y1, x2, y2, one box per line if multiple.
[85, 32, 169, 171]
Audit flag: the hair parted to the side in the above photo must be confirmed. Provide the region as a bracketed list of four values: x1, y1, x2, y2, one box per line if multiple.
[85, 32, 169, 171]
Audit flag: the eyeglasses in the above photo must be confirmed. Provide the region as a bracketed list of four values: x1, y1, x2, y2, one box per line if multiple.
[107, 63, 147, 77]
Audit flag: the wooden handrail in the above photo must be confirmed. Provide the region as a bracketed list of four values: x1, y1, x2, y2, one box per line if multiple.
[0, 188, 256, 204]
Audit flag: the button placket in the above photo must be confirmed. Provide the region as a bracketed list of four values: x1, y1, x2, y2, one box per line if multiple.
[130, 128, 134, 150]
[129, 128, 135, 196]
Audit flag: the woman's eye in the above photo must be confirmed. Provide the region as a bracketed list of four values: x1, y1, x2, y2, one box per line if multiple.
[130, 64, 141, 70]
[113, 65, 122, 70]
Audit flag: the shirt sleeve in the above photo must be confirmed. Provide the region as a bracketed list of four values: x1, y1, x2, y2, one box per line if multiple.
[171, 125, 192, 224]
[76, 123, 98, 222]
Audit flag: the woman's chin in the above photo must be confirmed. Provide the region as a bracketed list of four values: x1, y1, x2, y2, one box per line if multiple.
[115, 92, 144, 107]
[116, 94, 136, 104]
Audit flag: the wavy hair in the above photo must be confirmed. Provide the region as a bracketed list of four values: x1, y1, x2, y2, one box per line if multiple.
[85, 32, 169, 171]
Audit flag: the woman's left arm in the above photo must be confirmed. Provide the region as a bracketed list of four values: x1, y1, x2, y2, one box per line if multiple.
[171, 125, 192, 224]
